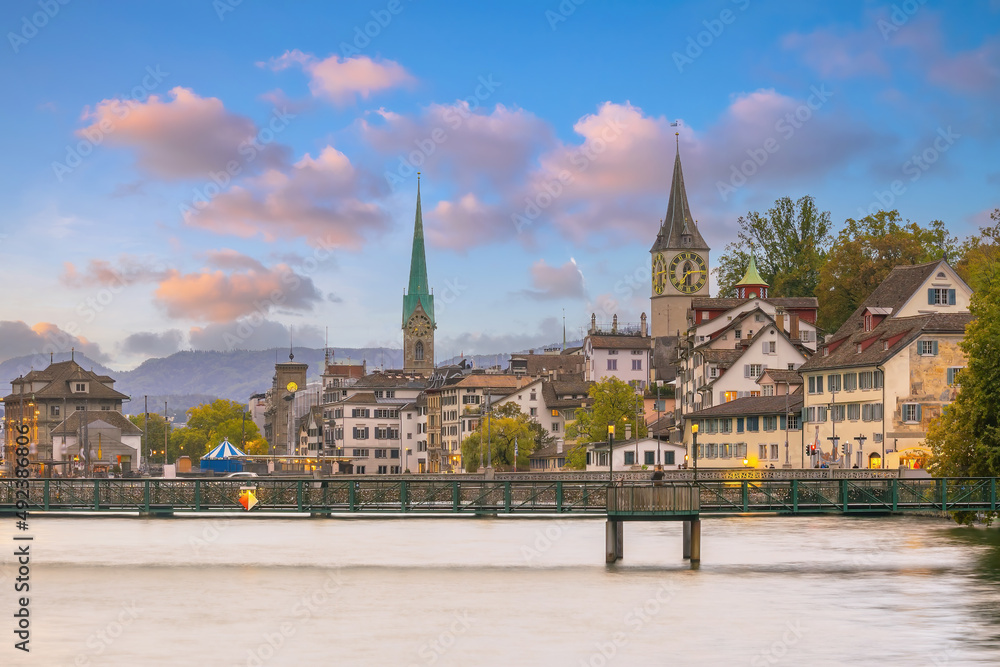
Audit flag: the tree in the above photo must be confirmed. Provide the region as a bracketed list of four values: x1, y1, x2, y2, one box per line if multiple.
[461, 402, 537, 471]
[128, 413, 169, 464]
[564, 377, 646, 470]
[928, 210, 1000, 488]
[167, 399, 267, 462]
[816, 211, 958, 333]
[954, 209, 1000, 292]
[714, 195, 832, 298]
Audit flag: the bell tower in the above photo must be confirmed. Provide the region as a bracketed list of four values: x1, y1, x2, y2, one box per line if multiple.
[650, 135, 711, 337]
[402, 175, 435, 374]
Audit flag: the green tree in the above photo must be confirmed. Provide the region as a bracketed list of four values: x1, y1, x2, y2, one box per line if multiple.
[564, 377, 646, 470]
[128, 413, 169, 463]
[461, 402, 537, 471]
[816, 211, 958, 333]
[954, 209, 1000, 292]
[928, 210, 1000, 489]
[714, 195, 833, 297]
[167, 399, 266, 461]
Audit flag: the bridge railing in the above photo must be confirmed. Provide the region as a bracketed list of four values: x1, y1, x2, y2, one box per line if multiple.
[607, 484, 700, 517]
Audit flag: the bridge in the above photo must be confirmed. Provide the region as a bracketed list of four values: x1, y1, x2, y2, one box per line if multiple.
[3, 476, 995, 564]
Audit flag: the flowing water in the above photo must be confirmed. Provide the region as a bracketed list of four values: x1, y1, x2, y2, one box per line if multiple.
[2, 513, 1000, 666]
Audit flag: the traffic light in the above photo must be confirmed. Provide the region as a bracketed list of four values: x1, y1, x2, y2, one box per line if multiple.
[841, 443, 848, 455]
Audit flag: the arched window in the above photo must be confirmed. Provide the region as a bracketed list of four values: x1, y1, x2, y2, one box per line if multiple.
[415, 341, 424, 361]
[682, 261, 693, 286]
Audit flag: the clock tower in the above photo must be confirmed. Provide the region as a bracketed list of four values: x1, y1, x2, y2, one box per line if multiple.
[650, 139, 710, 337]
[402, 177, 435, 374]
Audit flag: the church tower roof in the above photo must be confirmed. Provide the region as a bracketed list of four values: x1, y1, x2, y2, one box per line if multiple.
[650, 139, 710, 253]
[735, 255, 768, 287]
[403, 176, 434, 327]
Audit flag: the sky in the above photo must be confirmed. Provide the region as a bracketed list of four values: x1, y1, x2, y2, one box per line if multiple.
[0, 0, 998, 370]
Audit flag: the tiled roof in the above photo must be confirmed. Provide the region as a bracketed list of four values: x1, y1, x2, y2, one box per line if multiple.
[650, 147, 710, 253]
[451, 374, 522, 389]
[799, 311, 972, 372]
[339, 392, 379, 405]
[691, 297, 818, 310]
[508, 353, 585, 377]
[759, 369, 802, 385]
[352, 372, 429, 389]
[51, 410, 143, 436]
[588, 335, 652, 350]
[4, 360, 128, 403]
[687, 394, 803, 418]
[551, 379, 593, 397]
[702, 349, 744, 365]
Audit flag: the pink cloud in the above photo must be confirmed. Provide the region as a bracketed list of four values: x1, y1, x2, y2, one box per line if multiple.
[60, 256, 169, 288]
[154, 264, 322, 322]
[261, 51, 414, 105]
[184, 146, 390, 248]
[521, 259, 585, 300]
[79, 86, 290, 179]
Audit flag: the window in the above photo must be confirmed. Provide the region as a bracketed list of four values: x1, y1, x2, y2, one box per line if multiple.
[664, 451, 675, 465]
[552, 423, 559, 432]
[745, 364, 763, 378]
[632, 359, 642, 371]
[831, 405, 845, 422]
[864, 313, 873, 331]
[902, 403, 921, 423]
[770, 444, 779, 460]
[374, 409, 400, 419]
[352, 427, 369, 439]
[607, 359, 617, 371]
[415, 341, 424, 361]
[859, 371, 873, 390]
[530, 392, 537, 401]
[377, 465, 388, 474]
[762, 416, 776, 431]
[737, 417, 744, 433]
[351, 408, 370, 418]
[720, 419, 732, 434]
[356, 466, 366, 474]
[828, 374, 842, 392]
[844, 373, 857, 391]
[608, 350, 618, 355]
[918, 340, 938, 356]
[758, 444, 768, 460]
[374, 449, 388, 458]
[624, 451, 635, 465]
[530, 407, 537, 417]
[808, 375, 824, 394]
[51, 405, 60, 416]
[75, 383, 86, 392]
[847, 404, 861, 421]
[874, 370, 883, 389]
[787, 413, 800, 430]
[709, 366, 718, 379]
[927, 288, 956, 305]
[352, 448, 369, 457]
[735, 330, 742, 340]
[762, 341, 776, 354]
[644, 451, 655, 465]
[873, 433, 883, 443]
[391, 466, 401, 474]
[746, 416, 760, 432]
[947, 367, 964, 386]
[763, 385, 775, 397]
[391, 449, 400, 459]
[462, 395, 481, 405]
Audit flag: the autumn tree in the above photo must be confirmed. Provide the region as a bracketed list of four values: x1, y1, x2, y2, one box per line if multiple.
[167, 399, 267, 461]
[461, 402, 538, 472]
[954, 209, 1000, 292]
[564, 377, 646, 470]
[816, 211, 958, 332]
[715, 195, 833, 298]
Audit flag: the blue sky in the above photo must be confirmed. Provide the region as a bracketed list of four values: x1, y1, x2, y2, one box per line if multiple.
[1, 0, 997, 369]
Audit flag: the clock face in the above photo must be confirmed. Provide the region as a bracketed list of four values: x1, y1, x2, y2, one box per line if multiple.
[409, 313, 431, 337]
[286, 381, 298, 392]
[651, 253, 667, 295]
[668, 252, 707, 294]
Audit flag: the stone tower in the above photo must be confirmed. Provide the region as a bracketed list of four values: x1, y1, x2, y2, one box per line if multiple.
[402, 177, 435, 374]
[649, 138, 711, 337]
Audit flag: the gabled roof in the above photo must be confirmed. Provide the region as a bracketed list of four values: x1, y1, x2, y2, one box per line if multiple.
[4, 360, 129, 403]
[588, 334, 651, 350]
[687, 394, 803, 418]
[51, 410, 143, 436]
[735, 255, 768, 287]
[450, 374, 522, 389]
[352, 372, 429, 390]
[759, 369, 802, 385]
[650, 144, 709, 253]
[691, 296, 819, 311]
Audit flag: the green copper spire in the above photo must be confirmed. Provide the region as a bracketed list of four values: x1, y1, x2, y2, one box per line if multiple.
[402, 176, 434, 327]
[735, 254, 768, 287]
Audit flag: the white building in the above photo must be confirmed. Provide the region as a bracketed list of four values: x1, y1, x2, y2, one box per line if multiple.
[584, 313, 651, 391]
[585, 437, 687, 471]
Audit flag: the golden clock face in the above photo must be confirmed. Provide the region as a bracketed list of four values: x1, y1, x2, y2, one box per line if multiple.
[651, 253, 667, 295]
[668, 252, 707, 294]
[286, 381, 298, 392]
[409, 314, 431, 337]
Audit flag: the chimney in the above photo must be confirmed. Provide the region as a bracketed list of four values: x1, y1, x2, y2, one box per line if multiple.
[790, 314, 800, 341]
[612, 314, 618, 334]
[640, 312, 648, 337]
[590, 312, 596, 334]
[775, 310, 785, 334]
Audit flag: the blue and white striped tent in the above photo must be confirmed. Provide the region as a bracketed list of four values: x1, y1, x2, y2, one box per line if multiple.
[200, 438, 247, 473]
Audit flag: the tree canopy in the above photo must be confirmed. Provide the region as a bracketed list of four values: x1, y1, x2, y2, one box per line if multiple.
[461, 402, 540, 472]
[816, 211, 957, 333]
[164, 399, 266, 462]
[715, 195, 832, 298]
[564, 377, 646, 470]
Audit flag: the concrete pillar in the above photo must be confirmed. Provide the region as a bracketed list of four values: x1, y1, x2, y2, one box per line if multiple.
[606, 520, 623, 562]
[682, 520, 692, 559]
[690, 518, 701, 563]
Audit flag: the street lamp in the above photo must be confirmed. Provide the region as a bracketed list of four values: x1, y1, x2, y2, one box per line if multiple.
[655, 380, 662, 467]
[855, 435, 867, 469]
[607, 423, 615, 483]
[691, 422, 699, 480]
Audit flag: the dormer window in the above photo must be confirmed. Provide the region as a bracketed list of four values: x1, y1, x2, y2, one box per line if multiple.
[856, 344, 862, 354]
[73, 382, 88, 393]
[864, 313, 873, 332]
[681, 234, 692, 247]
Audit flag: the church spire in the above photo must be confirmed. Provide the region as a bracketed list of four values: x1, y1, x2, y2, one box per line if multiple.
[403, 175, 434, 327]
[650, 140, 709, 253]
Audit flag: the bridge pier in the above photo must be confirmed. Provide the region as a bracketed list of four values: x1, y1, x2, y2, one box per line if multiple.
[689, 518, 701, 563]
[682, 520, 691, 559]
[605, 520, 623, 563]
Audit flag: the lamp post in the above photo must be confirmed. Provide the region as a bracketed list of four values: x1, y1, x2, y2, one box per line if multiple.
[691, 422, 699, 480]
[607, 423, 615, 483]
[855, 435, 867, 469]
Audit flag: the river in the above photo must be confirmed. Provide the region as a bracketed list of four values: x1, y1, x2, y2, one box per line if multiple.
[2, 513, 999, 665]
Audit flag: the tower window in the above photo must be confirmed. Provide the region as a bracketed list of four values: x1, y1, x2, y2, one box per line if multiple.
[415, 341, 424, 361]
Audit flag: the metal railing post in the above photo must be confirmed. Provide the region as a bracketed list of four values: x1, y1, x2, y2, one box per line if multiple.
[841, 479, 848, 513]
[142, 480, 149, 513]
[791, 479, 798, 513]
[556, 481, 564, 512]
[742, 481, 748, 512]
[195, 480, 201, 512]
[401, 480, 409, 513]
[43, 480, 49, 511]
[349, 481, 357, 511]
[452, 480, 460, 512]
[504, 482, 511, 513]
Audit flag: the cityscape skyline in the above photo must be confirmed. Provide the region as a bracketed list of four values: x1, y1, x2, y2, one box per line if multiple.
[2, 1, 997, 370]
